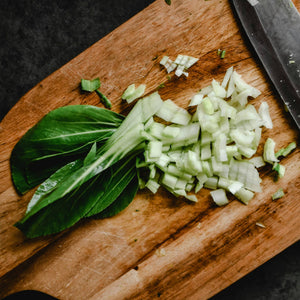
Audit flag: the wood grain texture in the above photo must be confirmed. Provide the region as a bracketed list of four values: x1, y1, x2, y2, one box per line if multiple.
[0, 0, 299, 299]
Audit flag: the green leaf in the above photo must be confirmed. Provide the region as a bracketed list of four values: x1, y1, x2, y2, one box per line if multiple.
[25, 159, 84, 215]
[81, 78, 101, 92]
[95, 175, 138, 219]
[85, 155, 138, 217]
[96, 90, 112, 109]
[11, 105, 124, 194]
[15, 156, 137, 238]
[15, 171, 107, 238]
[14, 94, 163, 237]
[84, 143, 97, 166]
[16, 97, 151, 226]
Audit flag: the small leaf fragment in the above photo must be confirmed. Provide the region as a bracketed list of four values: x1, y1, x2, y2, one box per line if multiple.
[81, 78, 101, 92]
[272, 188, 285, 200]
[96, 90, 112, 109]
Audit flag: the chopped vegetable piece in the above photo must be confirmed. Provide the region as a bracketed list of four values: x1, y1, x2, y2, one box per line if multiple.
[272, 188, 285, 200]
[210, 189, 229, 206]
[249, 156, 266, 168]
[221, 66, 233, 88]
[212, 79, 226, 98]
[204, 177, 218, 190]
[161, 173, 178, 189]
[157, 83, 165, 90]
[146, 179, 160, 194]
[259, 102, 273, 129]
[255, 222, 266, 228]
[263, 138, 279, 164]
[272, 162, 285, 179]
[160, 56, 177, 73]
[235, 188, 254, 205]
[81, 78, 101, 92]
[160, 54, 198, 77]
[96, 90, 112, 109]
[122, 84, 146, 103]
[189, 94, 203, 106]
[281, 141, 296, 157]
[228, 181, 243, 194]
[162, 126, 180, 138]
[148, 140, 163, 158]
[202, 97, 215, 114]
[122, 84, 136, 99]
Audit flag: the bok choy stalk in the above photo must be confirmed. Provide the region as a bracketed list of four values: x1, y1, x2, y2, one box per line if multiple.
[14, 92, 163, 237]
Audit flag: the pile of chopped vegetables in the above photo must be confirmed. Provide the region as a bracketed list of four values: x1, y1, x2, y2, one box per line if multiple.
[136, 66, 290, 205]
[10, 55, 296, 238]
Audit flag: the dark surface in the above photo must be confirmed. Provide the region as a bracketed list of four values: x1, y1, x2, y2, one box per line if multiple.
[0, 0, 299, 299]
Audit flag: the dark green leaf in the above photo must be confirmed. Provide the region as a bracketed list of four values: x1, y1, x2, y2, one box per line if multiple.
[11, 105, 124, 194]
[24, 159, 84, 217]
[165, 0, 171, 5]
[15, 156, 137, 238]
[94, 175, 138, 219]
[17, 118, 145, 226]
[96, 90, 112, 109]
[15, 171, 106, 238]
[81, 78, 101, 92]
[85, 155, 138, 217]
[84, 143, 97, 166]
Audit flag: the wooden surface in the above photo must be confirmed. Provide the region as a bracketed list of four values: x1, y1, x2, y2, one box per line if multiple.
[0, 0, 299, 299]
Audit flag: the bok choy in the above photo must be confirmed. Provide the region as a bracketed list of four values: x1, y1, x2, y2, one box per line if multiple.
[13, 92, 163, 237]
[12, 61, 296, 238]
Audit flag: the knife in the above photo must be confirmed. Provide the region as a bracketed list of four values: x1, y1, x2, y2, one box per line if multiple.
[230, 0, 300, 130]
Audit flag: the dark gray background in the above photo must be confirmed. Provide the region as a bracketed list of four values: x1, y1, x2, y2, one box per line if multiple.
[0, 0, 299, 299]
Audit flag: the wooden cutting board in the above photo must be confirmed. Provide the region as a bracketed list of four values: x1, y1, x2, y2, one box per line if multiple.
[0, 0, 299, 299]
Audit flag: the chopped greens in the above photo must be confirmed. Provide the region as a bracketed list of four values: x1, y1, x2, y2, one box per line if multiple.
[160, 54, 198, 77]
[272, 188, 285, 200]
[217, 49, 226, 59]
[96, 90, 112, 109]
[82, 77, 111, 109]
[122, 84, 146, 103]
[137, 67, 271, 205]
[276, 141, 296, 158]
[81, 78, 101, 92]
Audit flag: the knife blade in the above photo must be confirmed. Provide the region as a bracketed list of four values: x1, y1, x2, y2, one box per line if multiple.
[230, 0, 300, 130]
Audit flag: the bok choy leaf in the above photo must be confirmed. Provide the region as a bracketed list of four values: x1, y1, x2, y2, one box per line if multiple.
[14, 92, 163, 237]
[15, 155, 138, 238]
[11, 105, 124, 194]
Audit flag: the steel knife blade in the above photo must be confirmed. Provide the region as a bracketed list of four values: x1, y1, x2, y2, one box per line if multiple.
[230, 0, 300, 130]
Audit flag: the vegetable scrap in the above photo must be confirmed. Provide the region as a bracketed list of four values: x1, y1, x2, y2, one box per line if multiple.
[160, 54, 198, 77]
[263, 139, 296, 180]
[272, 188, 285, 200]
[255, 222, 266, 228]
[122, 84, 146, 104]
[81, 78, 101, 92]
[155, 248, 166, 257]
[81, 77, 112, 109]
[217, 49, 226, 59]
